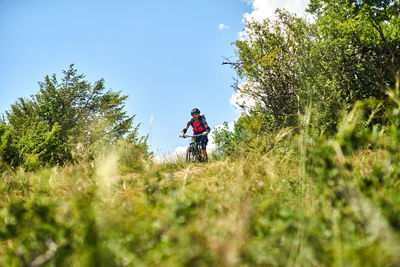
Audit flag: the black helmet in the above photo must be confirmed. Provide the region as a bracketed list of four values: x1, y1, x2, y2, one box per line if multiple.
[191, 108, 200, 115]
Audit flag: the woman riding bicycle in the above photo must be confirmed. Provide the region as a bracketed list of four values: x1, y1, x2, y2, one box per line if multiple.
[179, 108, 210, 160]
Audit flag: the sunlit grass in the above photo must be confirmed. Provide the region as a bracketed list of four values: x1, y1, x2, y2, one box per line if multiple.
[2, 89, 400, 265]
[1, 142, 399, 266]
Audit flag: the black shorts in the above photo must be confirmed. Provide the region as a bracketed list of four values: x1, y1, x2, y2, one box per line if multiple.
[194, 135, 208, 150]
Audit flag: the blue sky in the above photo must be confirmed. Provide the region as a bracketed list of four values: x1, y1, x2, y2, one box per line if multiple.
[0, 0, 308, 155]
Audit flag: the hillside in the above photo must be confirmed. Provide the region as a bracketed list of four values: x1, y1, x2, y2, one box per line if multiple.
[1, 144, 399, 266]
[1, 0, 400, 265]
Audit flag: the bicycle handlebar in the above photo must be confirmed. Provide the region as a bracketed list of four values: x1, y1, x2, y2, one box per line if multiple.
[180, 134, 205, 138]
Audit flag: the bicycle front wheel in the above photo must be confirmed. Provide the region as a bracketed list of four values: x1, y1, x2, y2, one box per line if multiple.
[186, 146, 193, 162]
[186, 146, 197, 162]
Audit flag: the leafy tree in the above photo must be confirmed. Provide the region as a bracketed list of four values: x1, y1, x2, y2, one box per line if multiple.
[2, 65, 147, 169]
[0, 121, 18, 167]
[226, 2, 400, 134]
[212, 107, 270, 158]
[17, 122, 67, 169]
[31, 65, 133, 145]
[308, 0, 400, 102]
[229, 11, 311, 129]
[212, 122, 235, 158]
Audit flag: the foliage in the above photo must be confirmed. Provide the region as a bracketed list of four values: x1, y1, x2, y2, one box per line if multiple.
[308, 0, 400, 100]
[231, 10, 315, 129]
[2, 87, 400, 265]
[228, 1, 400, 134]
[212, 107, 292, 159]
[0, 122, 18, 168]
[1, 65, 149, 170]
[2, 1, 400, 264]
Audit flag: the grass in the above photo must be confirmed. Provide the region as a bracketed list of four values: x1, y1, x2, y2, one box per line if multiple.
[1, 142, 399, 266]
[2, 91, 400, 266]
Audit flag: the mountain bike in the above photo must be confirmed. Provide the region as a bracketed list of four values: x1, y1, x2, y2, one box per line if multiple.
[181, 135, 207, 163]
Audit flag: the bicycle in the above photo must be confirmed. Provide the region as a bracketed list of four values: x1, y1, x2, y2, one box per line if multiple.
[180, 135, 207, 163]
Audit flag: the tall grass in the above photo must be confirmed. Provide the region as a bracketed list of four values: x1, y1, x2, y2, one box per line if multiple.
[1, 87, 400, 266]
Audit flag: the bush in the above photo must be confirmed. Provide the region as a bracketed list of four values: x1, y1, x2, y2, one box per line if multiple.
[212, 108, 293, 159]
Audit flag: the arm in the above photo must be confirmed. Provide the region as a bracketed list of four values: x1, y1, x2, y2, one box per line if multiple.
[180, 120, 192, 137]
[202, 119, 211, 135]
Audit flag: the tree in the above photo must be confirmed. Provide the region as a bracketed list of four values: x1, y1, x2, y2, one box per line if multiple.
[226, 2, 400, 134]
[308, 0, 400, 100]
[226, 10, 318, 130]
[32, 65, 133, 145]
[2, 65, 146, 168]
[0, 121, 19, 167]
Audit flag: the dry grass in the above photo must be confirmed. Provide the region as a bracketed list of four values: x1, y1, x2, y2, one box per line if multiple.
[1, 145, 399, 266]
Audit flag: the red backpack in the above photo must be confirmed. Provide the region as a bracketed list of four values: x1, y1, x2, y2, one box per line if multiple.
[190, 115, 206, 134]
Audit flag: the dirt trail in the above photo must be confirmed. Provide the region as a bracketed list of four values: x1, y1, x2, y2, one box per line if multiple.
[173, 165, 204, 179]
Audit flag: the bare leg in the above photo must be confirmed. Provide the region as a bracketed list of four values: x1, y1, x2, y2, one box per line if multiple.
[201, 149, 207, 161]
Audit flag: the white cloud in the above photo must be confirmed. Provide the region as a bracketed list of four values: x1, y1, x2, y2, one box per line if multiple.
[174, 146, 187, 155]
[243, 0, 309, 22]
[154, 146, 187, 163]
[230, 91, 256, 113]
[218, 23, 230, 30]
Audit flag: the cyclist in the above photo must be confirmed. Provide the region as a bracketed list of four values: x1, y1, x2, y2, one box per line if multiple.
[179, 108, 211, 161]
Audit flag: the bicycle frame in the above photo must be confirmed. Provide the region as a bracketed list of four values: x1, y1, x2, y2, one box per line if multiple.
[182, 135, 204, 162]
